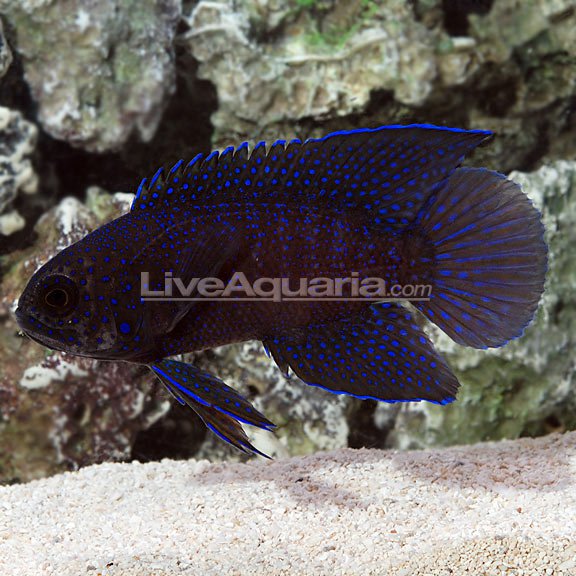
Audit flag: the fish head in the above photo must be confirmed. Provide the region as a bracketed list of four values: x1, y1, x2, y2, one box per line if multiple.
[16, 222, 156, 362]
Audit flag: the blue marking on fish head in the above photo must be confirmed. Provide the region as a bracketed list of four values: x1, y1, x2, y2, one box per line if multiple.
[16, 213, 155, 362]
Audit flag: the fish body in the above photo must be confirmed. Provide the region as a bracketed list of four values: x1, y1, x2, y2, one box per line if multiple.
[141, 205, 416, 356]
[15, 125, 548, 455]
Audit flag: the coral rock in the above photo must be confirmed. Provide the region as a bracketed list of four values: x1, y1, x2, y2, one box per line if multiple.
[1, 0, 181, 152]
[0, 106, 37, 236]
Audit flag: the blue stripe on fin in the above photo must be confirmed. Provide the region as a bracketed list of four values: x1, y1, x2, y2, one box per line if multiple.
[151, 364, 211, 407]
[150, 359, 275, 431]
[169, 159, 183, 174]
[314, 123, 491, 139]
[131, 177, 148, 209]
[220, 146, 234, 159]
[150, 361, 273, 457]
[298, 380, 455, 406]
[149, 167, 164, 190]
[187, 153, 204, 170]
[205, 150, 219, 163]
[235, 142, 249, 161]
[203, 420, 270, 459]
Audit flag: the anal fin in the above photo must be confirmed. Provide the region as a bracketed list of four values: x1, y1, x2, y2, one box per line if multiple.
[264, 304, 459, 405]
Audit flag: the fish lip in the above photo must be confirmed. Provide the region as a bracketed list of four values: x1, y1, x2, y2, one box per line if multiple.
[26, 330, 67, 351]
[14, 307, 146, 361]
[14, 306, 30, 332]
[14, 306, 76, 352]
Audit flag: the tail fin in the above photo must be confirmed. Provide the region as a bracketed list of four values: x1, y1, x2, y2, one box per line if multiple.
[414, 168, 547, 349]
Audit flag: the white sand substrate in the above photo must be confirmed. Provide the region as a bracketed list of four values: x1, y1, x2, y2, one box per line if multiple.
[1, 432, 575, 576]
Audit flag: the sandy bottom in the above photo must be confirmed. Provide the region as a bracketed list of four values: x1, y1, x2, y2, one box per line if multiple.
[1, 433, 575, 576]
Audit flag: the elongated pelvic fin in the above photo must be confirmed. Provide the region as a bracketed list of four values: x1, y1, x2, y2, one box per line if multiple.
[150, 359, 274, 457]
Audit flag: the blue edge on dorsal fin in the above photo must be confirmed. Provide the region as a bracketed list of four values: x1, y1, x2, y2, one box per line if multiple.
[131, 122, 492, 210]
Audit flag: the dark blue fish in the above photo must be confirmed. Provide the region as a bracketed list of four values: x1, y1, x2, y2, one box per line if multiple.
[15, 125, 548, 456]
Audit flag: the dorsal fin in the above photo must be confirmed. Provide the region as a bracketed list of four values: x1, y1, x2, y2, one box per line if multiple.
[131, 125, 492, 228]
[131, 156, 195, 210]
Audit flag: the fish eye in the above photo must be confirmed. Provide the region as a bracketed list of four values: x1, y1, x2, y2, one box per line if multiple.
[39, 275, 79, 316]
[45, 288, 69, 308]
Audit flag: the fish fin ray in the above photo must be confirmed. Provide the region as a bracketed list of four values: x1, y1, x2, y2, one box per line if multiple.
[263, 304, 459, 405]
[234, 142, 249, 161]
[132, 126, 491, 225]
[186, 153, 205, 173]
[150, 361, 273, 457]
[151, 360, 275, 431]
[202, 413, 271, 458]
[414, 168, 547, 348]
[263, 341, 290, 378]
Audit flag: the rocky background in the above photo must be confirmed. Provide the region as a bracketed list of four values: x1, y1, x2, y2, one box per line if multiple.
[0, 0, 574, 483]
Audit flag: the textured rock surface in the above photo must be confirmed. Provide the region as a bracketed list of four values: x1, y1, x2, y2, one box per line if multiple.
[184, 0, 576, 171]
[0, 17, 12, 78]
[0, 106, 37, 235]
[0, 432, 575, 576]
[185, 0, 437, 137]
[184, 0, 438, 143]
[0, 0, 181, 152]
[464, 0, 576, 167]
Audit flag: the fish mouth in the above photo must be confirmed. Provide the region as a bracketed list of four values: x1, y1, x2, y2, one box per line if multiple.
[14, 306, 35, 335]
[14, 307, 77, 352]
[14, 307, 146, 361]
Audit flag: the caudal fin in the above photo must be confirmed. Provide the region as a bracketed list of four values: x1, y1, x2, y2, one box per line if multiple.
[414, 168, 547, 349]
